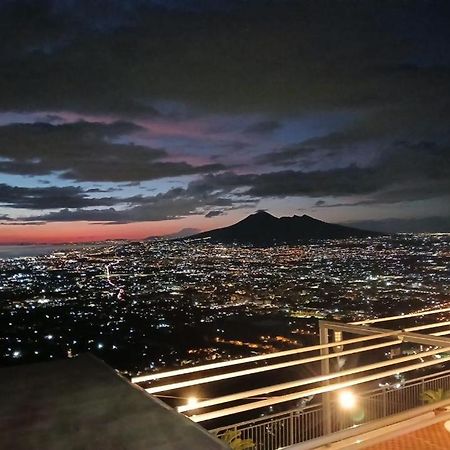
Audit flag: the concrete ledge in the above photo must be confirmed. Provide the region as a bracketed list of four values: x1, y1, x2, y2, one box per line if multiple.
[0, 354, 227, 450]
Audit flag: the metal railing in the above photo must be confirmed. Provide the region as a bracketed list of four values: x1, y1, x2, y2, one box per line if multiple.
[212, 404, 323, 450]
[211, 368, 450, 450]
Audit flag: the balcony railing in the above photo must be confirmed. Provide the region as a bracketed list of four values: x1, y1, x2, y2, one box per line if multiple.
[211, 368, 450, 450]
[132, 306, 450, 450]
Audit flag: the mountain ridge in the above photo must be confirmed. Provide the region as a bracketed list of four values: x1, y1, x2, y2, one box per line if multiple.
[184, 211, 382, 245]
[146, 227, 201, 241]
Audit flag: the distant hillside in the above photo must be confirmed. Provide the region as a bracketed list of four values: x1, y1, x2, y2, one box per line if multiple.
[346, 216, 450, 233]
[146, 228, 200, 241]
[186, 211, 382, 245]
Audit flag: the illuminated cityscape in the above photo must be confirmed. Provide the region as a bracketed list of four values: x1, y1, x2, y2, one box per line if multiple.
[0, 0, 449, 448]
[1, 234, 448, 377]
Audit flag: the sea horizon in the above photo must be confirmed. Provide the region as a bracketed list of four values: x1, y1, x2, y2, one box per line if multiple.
[0, 243, 108, 259]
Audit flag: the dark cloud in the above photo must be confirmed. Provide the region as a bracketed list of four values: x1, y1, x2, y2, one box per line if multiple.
[244, 167, 379, 197]
[189, 168, 378, 198]
[9, 137, 447, 223]
[0, 220, 47, 226]
[194, 141, 450, 202]
[0, 121, 224, 182]
[256, 146, 317, 166]
[0, 1, 450, 228]
[204, 210, 225, 218]
[243, 120, 281, 135]
[298, 101, 450, 156]
[85, 187, 118, 193]
[17, 183, 256, 223]
[346, 216, 450, 233]
[0, 183, 128, 209]
[20, 202, 196, 224]
[0, 0, 449, 120]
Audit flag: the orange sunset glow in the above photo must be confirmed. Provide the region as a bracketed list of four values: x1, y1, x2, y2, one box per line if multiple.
[0, 215, 233, 245]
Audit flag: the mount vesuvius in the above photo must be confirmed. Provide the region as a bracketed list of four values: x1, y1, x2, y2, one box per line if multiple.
[185, 211, 382, 246]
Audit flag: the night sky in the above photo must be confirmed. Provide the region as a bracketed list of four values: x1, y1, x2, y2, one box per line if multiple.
[0, 0, 449, 243]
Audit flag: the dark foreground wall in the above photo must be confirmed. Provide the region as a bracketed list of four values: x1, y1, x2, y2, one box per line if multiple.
[0, 353, 226, 450]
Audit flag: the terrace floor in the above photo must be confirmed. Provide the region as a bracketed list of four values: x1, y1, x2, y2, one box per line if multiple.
[364, 420, 450, 450]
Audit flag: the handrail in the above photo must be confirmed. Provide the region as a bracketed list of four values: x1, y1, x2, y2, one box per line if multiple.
[180, 340, 450, 413]
[351, 306, 450, 325]
[132, 331, 399, 383]
[361, 367, 450, 397]
[164, 339, 401, 398]
[192, 353, 450, 422]
[211, 366, 450, 440]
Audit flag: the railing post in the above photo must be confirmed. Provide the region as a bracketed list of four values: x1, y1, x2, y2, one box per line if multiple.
[319, 321, 332, 435]
[420, 377, 425, 405]
[289, 410, 294, 445]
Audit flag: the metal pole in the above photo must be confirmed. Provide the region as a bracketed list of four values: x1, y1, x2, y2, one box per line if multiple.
[289, 410, 294, 445]
[421, 377, 425, 405]
[319, 321, 332, 435]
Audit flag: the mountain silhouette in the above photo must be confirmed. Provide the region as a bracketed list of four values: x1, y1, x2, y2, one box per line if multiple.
[146, 227, 201, 241]
[186, 211, 382, 245]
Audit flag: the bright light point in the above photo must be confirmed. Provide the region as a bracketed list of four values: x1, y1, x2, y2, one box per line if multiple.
[97, 343, 103, 349]
[12, 351, 21, 358]
[338, 390, 357, 410]
[186, 396, 198, 408]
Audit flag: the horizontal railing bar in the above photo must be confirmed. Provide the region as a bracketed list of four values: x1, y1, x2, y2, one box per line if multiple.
[132, 331, 399, 383]
[191, 352, 450, 422]
[148, 339, 401, 395]
[212, 369, 450, 434]
[405, 320, 450, 332]
[179, 345, 448, 413]
[351, 307, 450, 325]
[149, 327, 450, 394]
[431, 329, 450, 337]
[319, 321, 394, 335]
[400, 331, 450, 346]
[319, 320, 450, 346]
[360, 368, 450, 396]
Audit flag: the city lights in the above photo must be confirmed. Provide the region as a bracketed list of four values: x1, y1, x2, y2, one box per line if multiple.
[0, 235, 448, 374]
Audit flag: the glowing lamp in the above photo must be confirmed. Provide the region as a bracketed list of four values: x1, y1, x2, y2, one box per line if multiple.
[186, 396, 198, 408]
[338, 390, 357, 410]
